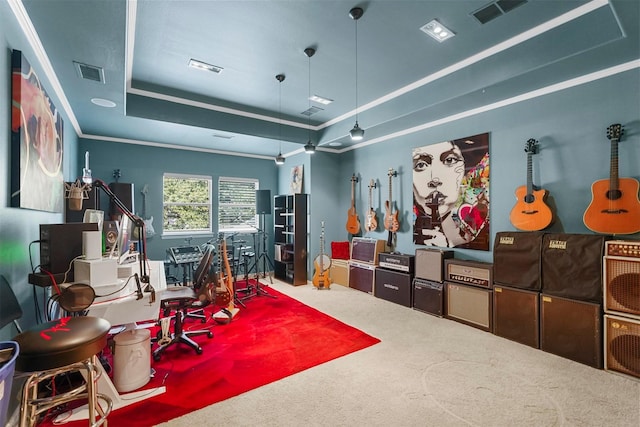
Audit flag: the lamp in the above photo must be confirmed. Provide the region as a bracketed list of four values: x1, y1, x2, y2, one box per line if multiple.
[275, 73, 286, 165]
[304, 47, 316, 154]
[349, 6, 365, 141]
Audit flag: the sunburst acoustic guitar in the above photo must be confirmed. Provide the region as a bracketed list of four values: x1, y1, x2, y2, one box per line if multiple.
[509, 138, 553, 231]
[583, 123, 640, 235]
[346, 174, 361, 234]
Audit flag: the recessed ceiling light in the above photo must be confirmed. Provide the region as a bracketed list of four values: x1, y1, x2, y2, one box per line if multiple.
[329, 142, 342, 147]
[91, 98, 116, 108]
[420, 19, 456, 42]
[189, 59, 223, 74]
[309, 95, 333, 105]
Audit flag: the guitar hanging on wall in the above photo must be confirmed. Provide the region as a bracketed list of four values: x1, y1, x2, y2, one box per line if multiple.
[384, 168, 400, 247]
[134, 184, 156, 239]
[583, 123, 640, 234]
[312, 221, 331, 290]
[509, 138, 553, 231]
[346, 174, 361, 234]
[365, 179, 378, 233]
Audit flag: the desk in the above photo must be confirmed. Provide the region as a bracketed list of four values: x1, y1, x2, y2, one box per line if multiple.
[58, 260, 168, 423]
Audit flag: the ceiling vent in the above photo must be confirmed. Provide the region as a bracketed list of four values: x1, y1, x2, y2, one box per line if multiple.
[301, 106, 323, 116]
[73, 61, 105, 83]
[472, 0, 527, 25]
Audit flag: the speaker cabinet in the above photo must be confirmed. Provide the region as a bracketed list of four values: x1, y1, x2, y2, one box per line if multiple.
[604, 241, 640, 319]
[493, 231, 544, 290]
[540, 293, 603, 369]
[444, 259, 493, 289]
[541, 233, 606, 303]
[330, 259, 349, 287]
[351, 238, 387, 265]
[414, 248, 453, 282]
[445, 282, 493, 332]
[374, 269, 413, 307]
[605, 314, 640, 379]
[108, 182, 134, 220]
[256, 189, 271, 214]
[348, 261, 376, 294]
[103, 220, 118, 253]
[39, 223, 100, 280]
[413, 278, 444, 317]
[493, 286, 540, 348]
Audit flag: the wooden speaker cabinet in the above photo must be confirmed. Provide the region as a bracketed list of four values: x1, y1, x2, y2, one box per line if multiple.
[493, 231, 545, 290]
[351, 238, 387, 265]
[330, 259, 349, 287]
[604, 241, 640, 320]
[445, 282, 493, 332]
[604, 314, 640, 379]
[444, 259, 493, 289]
[540, 293, 603, 369]
[348, 260, 376, 294]
[413, 278, 444, 317]
[374, 268, 413, 307]
[414, 248, 453, 282]
[493, 286, 540, 348]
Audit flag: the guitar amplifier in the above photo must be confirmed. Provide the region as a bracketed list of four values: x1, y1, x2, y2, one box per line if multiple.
[351, 238, 387, 265]
[444, 259, 493, 289]
[493, 286, 540, 348]
[348, 260, 376, 294]
[540, 293, 603, 369]
[604, 240, 640, 319]
[604, 314, 640, 379]
[493, 231, 545, 290]
[541, 233, 606, 303]
[374, 268, 413, 307]
[413, 278, 444, 317]
[414, 248, 453, 282]
[445, 282, 493, 332]
[330, 259, 349, 287]
[378, 253, 414, 274]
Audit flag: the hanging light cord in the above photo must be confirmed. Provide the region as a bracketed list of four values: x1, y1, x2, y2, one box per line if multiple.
[308, 53, 312, 141]
[354, 17, 359, 122]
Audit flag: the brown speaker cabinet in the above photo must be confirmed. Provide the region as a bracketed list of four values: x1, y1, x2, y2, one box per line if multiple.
[414, 248, 453, 282]
[493, 286, 540, 348]
[604, 314, 640, 379]
[348, 260, 376, 294]
[604, 255, 640, 320]
[330, 259, 349, 287]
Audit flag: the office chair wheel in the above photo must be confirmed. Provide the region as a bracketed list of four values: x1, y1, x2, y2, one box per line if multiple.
[153, 353, 161, 362]
[196, 347, 203, 355]
[207, 331, 213, 338]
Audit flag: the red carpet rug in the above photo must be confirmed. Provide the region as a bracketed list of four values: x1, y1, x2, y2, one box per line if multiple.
[46, 286, 380, 426]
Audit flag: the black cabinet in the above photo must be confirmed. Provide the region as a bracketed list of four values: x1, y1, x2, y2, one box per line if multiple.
[274, 194, 307, 286]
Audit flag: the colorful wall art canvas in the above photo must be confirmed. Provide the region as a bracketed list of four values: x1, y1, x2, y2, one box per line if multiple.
[412, 132, 490, 250]
[11, 50, 64, 212]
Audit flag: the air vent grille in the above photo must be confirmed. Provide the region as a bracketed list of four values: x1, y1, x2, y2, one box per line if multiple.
[73, 61, 105, 83]
[301, 106, 323, 116]
[472, 0, 527, 25]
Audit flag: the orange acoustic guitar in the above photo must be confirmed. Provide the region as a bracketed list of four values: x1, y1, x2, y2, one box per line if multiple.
[312, 221, 331, 290]
[509, 138, 553, 231]
[364, 179, 378, 233]
[346, 174, 361, 234]
[583, 123, 640, 234]
[384, 168, 400, 247]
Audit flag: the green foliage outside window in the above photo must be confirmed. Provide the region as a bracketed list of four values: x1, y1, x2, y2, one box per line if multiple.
[163, 175, 212, 233]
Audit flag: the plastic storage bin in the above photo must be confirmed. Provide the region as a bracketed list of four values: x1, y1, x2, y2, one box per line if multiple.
[0, 341, 19, 426]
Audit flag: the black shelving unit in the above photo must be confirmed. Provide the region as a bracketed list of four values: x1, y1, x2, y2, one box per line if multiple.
[274, 194, 308, 286]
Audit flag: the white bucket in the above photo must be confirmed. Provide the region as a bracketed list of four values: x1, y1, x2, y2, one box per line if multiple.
[113, 329, 151, 392]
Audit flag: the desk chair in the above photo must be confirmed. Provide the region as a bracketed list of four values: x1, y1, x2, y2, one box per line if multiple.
[0, 276, 112, 427]
[153, 244, 215, 361]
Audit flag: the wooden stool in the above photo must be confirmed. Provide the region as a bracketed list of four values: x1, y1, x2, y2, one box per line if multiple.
[13, 316, 112, 427]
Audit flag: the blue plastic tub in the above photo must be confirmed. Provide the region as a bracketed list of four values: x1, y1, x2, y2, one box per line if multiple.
[0, 341, 19, 426]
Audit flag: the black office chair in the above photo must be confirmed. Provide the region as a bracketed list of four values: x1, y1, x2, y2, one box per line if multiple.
[152, 244, 215, 361]
[0, 275, 112, 427]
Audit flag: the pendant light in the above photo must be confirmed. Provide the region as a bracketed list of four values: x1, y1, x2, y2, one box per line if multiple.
[349, 6, 364, 141]
[304, 47, 316, 154]
[275, 74, 286, 165]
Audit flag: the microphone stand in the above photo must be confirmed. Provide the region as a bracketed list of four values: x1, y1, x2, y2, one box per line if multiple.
[93, 179, 154, 300]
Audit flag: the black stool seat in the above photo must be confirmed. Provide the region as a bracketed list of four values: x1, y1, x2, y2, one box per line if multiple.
[14, 316, 111, 372]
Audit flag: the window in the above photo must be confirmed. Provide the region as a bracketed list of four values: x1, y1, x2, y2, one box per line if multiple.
[163, 173, 212, 235]
[218, 177, 259, 232]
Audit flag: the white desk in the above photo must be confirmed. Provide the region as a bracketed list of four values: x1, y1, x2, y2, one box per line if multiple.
[58, 260, 168, 423]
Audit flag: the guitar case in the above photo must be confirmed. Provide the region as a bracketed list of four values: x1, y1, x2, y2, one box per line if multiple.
[541, 233, 607, 303]
[493, 231, 545, 290]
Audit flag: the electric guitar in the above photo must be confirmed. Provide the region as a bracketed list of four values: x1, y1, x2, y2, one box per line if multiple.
[346, 174, 361, 234]
[134, 184, 156, 239]
[365, 179, 378, 233]
[312, 221, 332, 289]
[509, 139, 553, 231]
[384, 168, 400, 247]
[583, 124, 640, 234]
[213, 236, 239, 323]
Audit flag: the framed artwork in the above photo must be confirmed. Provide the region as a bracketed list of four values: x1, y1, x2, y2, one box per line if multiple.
[10, 50, 64, 212]
[290, 165, 303, 194]
[412, 132, 490, 250]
